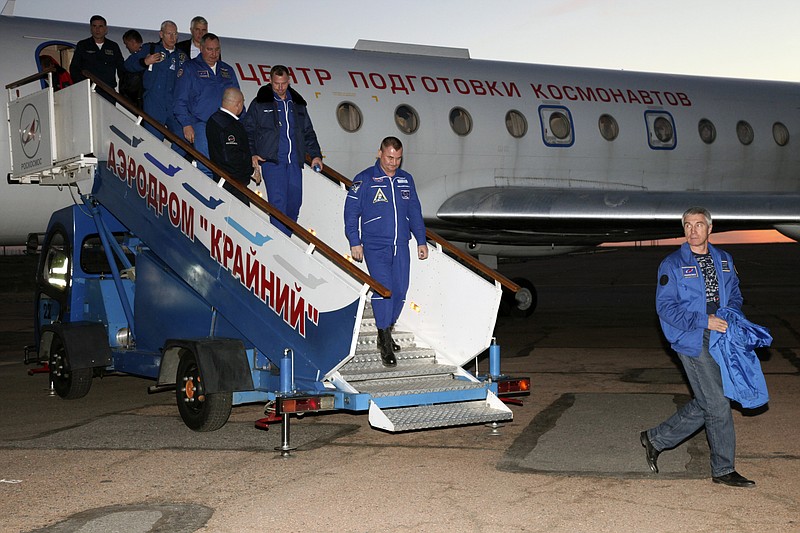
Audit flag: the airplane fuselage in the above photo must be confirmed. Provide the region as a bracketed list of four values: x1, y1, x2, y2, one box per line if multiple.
[2, 15, 799, 250]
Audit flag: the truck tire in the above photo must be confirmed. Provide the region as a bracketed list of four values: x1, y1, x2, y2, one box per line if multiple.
[49, 334, 93, 399]
[175, 349, 232, 432]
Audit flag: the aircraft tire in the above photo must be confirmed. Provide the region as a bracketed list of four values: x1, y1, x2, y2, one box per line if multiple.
[510, 278, 537, 318]
[176, 349, 232, 432]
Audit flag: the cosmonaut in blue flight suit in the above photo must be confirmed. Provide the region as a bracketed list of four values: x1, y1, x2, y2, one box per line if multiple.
[642, 207, 757, 489]
[344, 137, 428, 367]
[173, 33, 239, 177]
[124, 21, 188, 150]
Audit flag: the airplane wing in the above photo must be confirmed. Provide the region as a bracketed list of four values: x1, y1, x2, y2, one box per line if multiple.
[436, 187, 800, 244]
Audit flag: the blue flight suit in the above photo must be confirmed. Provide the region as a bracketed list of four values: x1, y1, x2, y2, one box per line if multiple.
[344, 161, 426, 329]
[124, 42, 188, 146]
[173, 56, 239, 177]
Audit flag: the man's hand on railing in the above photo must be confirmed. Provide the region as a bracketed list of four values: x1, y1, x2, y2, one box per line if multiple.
[350, 244, 364, 262]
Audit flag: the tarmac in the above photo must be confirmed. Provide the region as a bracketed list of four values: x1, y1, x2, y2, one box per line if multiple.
[0, 244, 798, 533]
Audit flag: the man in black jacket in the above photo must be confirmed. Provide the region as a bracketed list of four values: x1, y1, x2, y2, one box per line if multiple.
[242, 65, 323, 235]
[69, 15, 124, 103]
[176, 16, 208, 60]
[207, 88, 261, 205]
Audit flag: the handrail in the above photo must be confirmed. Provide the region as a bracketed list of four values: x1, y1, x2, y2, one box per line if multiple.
[5, 67, 55, 91]
[306, 154, 521, 293]
[80, 72, 392, 298]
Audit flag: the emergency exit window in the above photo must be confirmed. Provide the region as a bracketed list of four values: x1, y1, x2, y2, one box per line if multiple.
[644, 111, 677, 150]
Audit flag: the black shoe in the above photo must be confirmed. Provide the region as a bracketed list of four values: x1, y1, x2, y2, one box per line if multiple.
[388, 326, 401, 352]
[640, 431, 660, 474]
[377, 329, 397, 367]
[712, 471, 755, 488]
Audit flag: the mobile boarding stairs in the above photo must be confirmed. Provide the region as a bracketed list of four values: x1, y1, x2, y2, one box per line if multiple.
[7, 70, 528, 447]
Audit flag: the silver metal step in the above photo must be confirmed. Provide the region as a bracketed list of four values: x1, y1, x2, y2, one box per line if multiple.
[368, 392, 512, 432]
[339, 359, 460, 382]
[355, 374, 484, 397]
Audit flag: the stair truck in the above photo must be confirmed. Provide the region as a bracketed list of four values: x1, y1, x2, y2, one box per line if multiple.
[7, 70, 529, 451]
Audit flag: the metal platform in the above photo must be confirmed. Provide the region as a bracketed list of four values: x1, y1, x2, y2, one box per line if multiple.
[369, 396, 512, 432]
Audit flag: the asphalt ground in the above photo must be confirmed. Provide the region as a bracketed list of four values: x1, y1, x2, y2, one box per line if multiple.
[1, 244, 799, 532]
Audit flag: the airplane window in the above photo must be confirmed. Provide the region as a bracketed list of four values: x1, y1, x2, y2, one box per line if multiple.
[653, 117, 673, 143]
[449, 107, 473, 136]
[736, 120, 754, 145]
[336, 102, 363, 133]
[549, 112, 571, 140]
[505, 110, 527, 138]
[394, 104, 419, 135]
[644, 111, 676, 150]
[539, 105, 574, 147]
[698, 119, 716, 144]
[598, 114, 619, 141]
[773, 122, 790, 146]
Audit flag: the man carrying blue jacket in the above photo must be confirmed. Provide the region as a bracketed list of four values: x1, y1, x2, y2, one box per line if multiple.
[242, 65, 323, 236]
[344, 137, 428, 367]
[641, 207, 755, 488]
[124, 20, 188, 148]
[174, 33, 239, 177]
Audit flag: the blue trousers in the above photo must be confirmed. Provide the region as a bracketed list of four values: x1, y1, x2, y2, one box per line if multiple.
[192, 122, 212, 178]
[647, 334, 736, 477]
[262, 162, 302, 236]
[143, 107, 185, 157]
[364, 243, 410, 329]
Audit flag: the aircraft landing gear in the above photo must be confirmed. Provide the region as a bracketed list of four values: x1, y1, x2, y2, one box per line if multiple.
[501, 277, 537, 317]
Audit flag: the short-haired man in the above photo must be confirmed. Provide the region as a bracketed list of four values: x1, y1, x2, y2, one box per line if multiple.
[641, 207, 755, 488]
[242, 65, 323, 236]
[176, 16, 208, 60]
[69, 15, 125, 103]
[124, 20, 188, 147]
[207, 88, 261, 205]
[343, 137, 428, 367]
[174, 33, 239, 178]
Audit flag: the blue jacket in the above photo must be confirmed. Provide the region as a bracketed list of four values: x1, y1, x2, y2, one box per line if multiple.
[709, 307, 771, 408]
[124, 42, 188, 120]
[656, 242, 743, 356]
[241, 84, 322, 167]
[173, 56, 239, 128]
[344, 161, 426, 248]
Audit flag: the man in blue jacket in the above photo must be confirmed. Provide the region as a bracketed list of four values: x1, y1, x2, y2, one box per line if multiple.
[344, 137, 428, 367]
[641, 207, 755, 488]
[174, 33, 239, 177]
[124, 21, 188, 150]
[242, 65, 322, 236]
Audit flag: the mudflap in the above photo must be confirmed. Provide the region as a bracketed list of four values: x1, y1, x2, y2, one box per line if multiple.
[159, 338, 254, 394]
[40, 322, 112, 370]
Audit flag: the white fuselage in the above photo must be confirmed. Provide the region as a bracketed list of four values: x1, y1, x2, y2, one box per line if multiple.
[2, 16, 798, 247]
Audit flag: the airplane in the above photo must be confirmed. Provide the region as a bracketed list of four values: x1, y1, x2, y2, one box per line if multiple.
[2, 6, 799, 311]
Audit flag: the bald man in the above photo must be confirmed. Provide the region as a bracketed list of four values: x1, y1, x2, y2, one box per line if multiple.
[206, 88, 261, 205]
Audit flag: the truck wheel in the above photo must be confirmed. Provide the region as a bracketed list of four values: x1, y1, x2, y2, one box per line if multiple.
[176, 349, 232, 432]
[49, 334, 93, 399]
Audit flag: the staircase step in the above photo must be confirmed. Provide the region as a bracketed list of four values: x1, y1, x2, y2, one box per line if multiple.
[348, 346, 436, 365]
[340, 360, 459, 382]
[369, 399, 513, 432]
[355, 374, 482, 397]
[355, 331, 416, 354]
